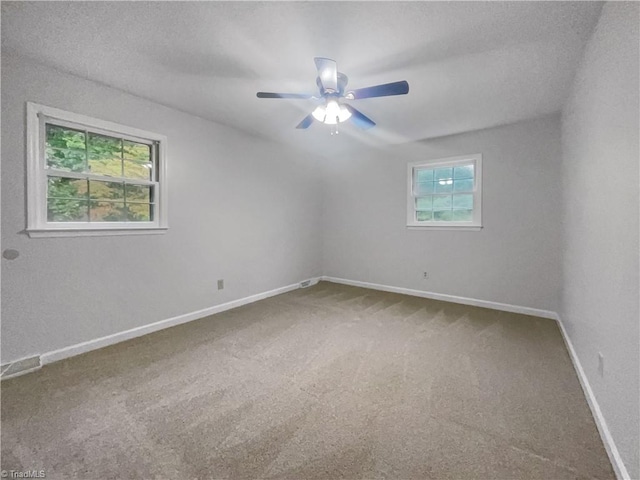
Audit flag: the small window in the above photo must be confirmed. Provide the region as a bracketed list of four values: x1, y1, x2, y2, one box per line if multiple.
[407, 154, 482, 229]
[26, 103, 168, 237]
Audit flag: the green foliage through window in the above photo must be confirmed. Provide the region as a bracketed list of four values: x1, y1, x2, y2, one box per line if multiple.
[45, 123, 155, 223]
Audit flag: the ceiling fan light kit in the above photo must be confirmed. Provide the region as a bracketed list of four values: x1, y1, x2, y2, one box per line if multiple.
[257, 57, 409, 133]
[312, 100, 352, 124]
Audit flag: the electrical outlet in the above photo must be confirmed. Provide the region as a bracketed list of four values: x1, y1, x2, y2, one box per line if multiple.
[423, 271, 429, 280]
[598, 352, 604, 377]
[217, 279, 224, 290]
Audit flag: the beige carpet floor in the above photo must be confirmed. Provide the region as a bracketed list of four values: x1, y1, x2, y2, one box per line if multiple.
[1, 281, 613, 479]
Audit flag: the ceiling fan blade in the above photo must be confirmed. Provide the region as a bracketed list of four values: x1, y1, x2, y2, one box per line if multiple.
[344, 104, 376, 129]
[296, 114, 314, 129]
[257, 92, 314, 99]
[314, 57, 338, 92]
[347, 80, 409, 100]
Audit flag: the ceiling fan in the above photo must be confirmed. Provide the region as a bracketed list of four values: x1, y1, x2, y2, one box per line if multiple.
[256, 57, 409, 132]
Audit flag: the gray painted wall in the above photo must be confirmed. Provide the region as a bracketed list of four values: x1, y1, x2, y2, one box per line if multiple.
[561, 2, 639, 477]
[1, 55, 323, 364]
[322, 115, 563, 312]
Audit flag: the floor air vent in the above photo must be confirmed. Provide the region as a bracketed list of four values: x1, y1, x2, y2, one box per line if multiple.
[299, 280, 311, 288]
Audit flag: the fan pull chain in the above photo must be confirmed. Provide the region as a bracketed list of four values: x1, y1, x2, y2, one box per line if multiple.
[330, 119, 340, 136]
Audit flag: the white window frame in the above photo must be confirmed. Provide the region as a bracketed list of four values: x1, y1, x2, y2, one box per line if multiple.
[407, 153, 482, 230]
[26, 102, 168, 238]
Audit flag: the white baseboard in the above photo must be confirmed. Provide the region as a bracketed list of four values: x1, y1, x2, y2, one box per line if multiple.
[321, 276, 558, 319]
[2, 278, 317, 371]
[556, 317, 630, 480]
[1, 366, 42, 380]
[0, 354, 42, 380]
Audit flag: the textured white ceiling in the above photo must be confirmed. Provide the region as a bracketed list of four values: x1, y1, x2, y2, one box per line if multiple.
[2, 1, 602, 156]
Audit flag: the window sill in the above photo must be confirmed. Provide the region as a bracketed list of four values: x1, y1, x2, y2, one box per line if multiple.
[26, 227, 168, 238]
[407, 225, 483, 231]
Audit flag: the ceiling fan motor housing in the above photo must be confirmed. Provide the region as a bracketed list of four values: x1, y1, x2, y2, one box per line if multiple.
[317, 72, 349, 96]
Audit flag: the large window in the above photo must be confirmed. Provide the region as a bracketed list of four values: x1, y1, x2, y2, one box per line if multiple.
[407, 154, 482, 229]
[27, 103, 168, 237]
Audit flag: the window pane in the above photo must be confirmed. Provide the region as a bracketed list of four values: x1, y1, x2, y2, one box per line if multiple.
[452, 194, 473, 209]
[432, 195, 452, 210]
[88, 156, 122, 177]
[125, 184, 152, 203]
[88, 133, 122, 177]
[415, 196, 432, 211]
[452, 209, 473, 221]
[434, 168, 453, 181]
[46, 125, 86, 150]
[416, 210, 433, 221]
[46, 147, 86, 172]
[127, 203, 153, 222]
[47, 198, 88, 222]
[434, 210, 453, 221]
[123, 141, 150, 161]
[454, 165, 474, 180]
[89, 180, 124, 200]
[90, 201, 127, 222]
[414, 182, 434, 195]
[453, 179, 474, 192]
[435, 179, 453, 193]
[124, 160, 152, 180]
[415, 169, 434, 183]
[47, 177, 88, 199]
[88, 133, 121, 159]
